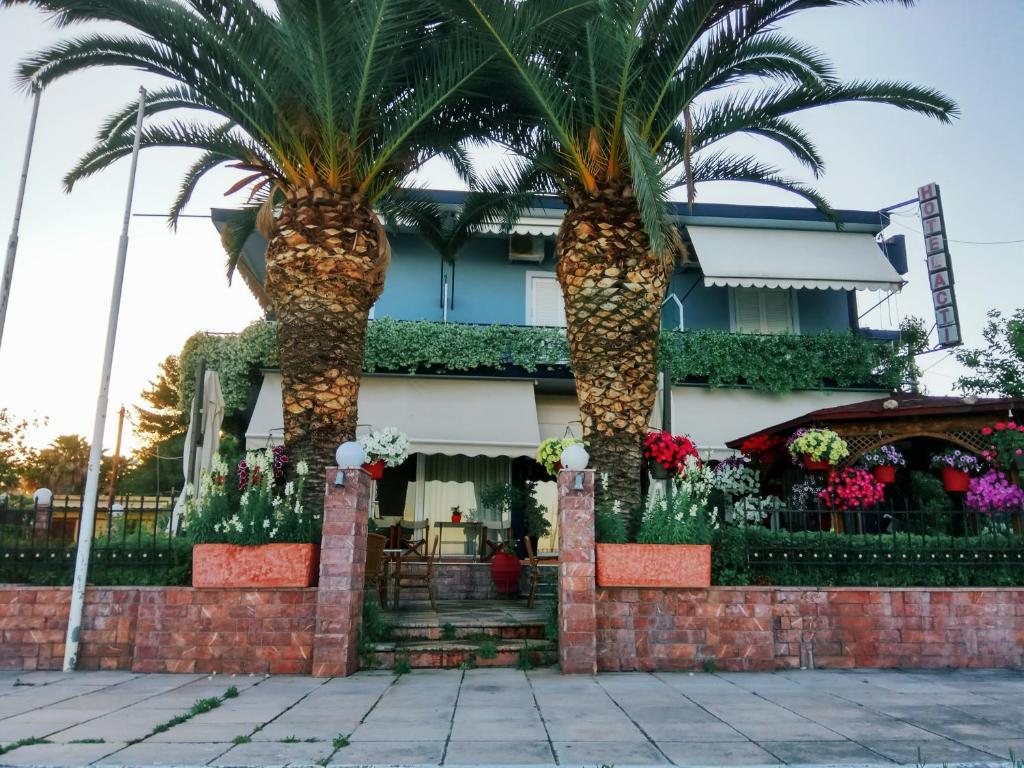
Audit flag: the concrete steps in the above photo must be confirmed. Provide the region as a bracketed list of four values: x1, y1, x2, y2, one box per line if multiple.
[366, 638, 557, 670]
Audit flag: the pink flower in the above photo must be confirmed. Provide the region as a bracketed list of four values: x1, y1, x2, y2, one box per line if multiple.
[982, 427, 993, 436]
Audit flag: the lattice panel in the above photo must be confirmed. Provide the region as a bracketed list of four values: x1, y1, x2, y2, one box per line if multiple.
[839, 430, 988, 467]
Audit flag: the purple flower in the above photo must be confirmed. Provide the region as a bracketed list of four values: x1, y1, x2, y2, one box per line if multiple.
[966, 469, 1024, 514]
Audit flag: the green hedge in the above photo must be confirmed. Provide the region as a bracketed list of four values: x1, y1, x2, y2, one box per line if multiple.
[713, 527, 1024, 588]
[0, 539, 193, 587]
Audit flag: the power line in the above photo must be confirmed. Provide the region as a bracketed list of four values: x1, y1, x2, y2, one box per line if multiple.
[887, 218, 1024, 246]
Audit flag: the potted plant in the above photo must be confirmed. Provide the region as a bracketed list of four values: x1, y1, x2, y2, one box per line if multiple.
[980, 422, 1024, 471]
[787, 428, 849, 471]
[861, 445, 906, 484]
[739, 433, 786, 468]
[596, 457, 716, 588]
[643, 430, 700, 479]
[490, 540, 521, 594]
[450, 506, 462, 523]
[481, 482, 549, 557]
[536, 437, 580, 477]
[817, 468, 885, 511]
[930, 449, 981, 492]
[966, 469, 1024, 514]
[184, 447, 321, 588]
[359, 427, 410, 480]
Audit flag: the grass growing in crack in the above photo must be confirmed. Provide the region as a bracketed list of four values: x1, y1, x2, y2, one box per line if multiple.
[232, 735, 251, 745]
[69, 738, 106, 744]
[190, 697, 222, 715]
[0, 737, 51, 755]
[224, 685, 239, 698]
[280, 736, 299, 743]
[701, 659, 717, 673]
[477, 638, 498, 659]
[393, 653, 411, 675]
[134, 692, 228, 742]
[304, 738, 319, 743]
[516, 642, 534, 671]
[441, 622, 456, 640]
[333, 734, 350, 749]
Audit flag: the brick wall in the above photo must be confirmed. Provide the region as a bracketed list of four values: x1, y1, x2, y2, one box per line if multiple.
[0, 586, 316, 674]
[597, 586, 1024, 672]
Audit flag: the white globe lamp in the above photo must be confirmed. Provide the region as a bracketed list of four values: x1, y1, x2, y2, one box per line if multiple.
[33, 488, 53, 507]
[560, 443, 589, 471]
[335, 441, 366, 469]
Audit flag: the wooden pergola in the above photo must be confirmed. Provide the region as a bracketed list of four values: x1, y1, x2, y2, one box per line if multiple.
[727, 393, 1024, 467]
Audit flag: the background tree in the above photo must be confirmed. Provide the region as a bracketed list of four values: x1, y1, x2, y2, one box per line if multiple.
[0, 410, 38, 494]
[7, 0, 493, 509]
[452, 0, 957, 509]
[22, 434, 98, 494]
[956, 308, 1024, 398]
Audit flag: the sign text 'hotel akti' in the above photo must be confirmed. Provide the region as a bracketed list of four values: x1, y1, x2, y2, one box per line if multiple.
[917, 182, 962, 348]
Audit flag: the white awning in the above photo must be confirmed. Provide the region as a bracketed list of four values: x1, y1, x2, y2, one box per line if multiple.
[687, 225, 904, 293]
[479, 216, 561, 237]
[246, 372, 541, 458]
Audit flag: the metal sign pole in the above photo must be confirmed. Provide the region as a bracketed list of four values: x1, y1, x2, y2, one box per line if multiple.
[63, 87, 147, 672]
[0, 82, 43, 352]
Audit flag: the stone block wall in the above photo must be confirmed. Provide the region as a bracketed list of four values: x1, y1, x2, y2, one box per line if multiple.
[596, 586, 1024, 672]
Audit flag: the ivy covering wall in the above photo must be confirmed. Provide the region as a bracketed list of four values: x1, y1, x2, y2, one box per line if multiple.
[178, 318, 919, 418]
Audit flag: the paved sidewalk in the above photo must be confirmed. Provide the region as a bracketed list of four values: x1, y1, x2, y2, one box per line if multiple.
[0, 668, 1022, 767]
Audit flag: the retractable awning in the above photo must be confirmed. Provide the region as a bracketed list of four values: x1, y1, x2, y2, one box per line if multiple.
[478, 216, 561, 237]
[246, 373, 541, 458]
[687, 225, 904, 293]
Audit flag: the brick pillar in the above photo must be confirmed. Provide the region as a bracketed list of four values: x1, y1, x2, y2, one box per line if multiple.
[312, 467, 370, 677]
[557, 469, 597, 675]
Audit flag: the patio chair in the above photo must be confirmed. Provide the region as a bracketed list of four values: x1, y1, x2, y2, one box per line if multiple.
[398, 520, 430, 559]
[479, 521, 512, 561]
[393, 537, 439, 610]
[365, 532, 388, 608]
[523, 537, 542, 608]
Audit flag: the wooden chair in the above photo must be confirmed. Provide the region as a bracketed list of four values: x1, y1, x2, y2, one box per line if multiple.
[365, 533, 388, 608]
[393, 537, 439, 610]
[480, 521, 512, 561]
[523, 537, 541, 608]
[398, 520, 430, 559]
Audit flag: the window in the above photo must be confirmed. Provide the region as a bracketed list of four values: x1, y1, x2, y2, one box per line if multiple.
[526, 273, 566, 327]
[733, 287, 796, 334]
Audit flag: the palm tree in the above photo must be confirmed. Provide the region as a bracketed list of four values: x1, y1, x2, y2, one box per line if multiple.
[7, 0, 492, 506]
[447, 0, 957, 509]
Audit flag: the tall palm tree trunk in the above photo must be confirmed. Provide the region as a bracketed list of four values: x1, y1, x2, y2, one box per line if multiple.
[556, 189, 667, 516]
[264, 186, 390, 511]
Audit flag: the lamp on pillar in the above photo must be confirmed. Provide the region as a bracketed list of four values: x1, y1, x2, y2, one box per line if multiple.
[560, 443, 589, 491]
[334, 441, 366, 487]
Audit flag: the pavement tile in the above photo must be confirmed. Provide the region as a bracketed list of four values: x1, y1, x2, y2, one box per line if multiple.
[0, 740, 125, 766]
[449, 718, 546, 741]
[348, 720, 451, 742]
[210, 739, 334, 766]
[443, 739, 554, 765]
[545, 719, 648, 743]
[639, 721, 748, 742]
[760, 739, 895, 764]
[658, 740, 783, 766]
[552, 739, 670, 765]
[250, 721, 360, 742]
[145, 722, 246, 743]
[860, 737, 1005, 765]
[96, 741, 233, 765]
[728, 721, 848, 743]
[959, 739, 1024, 760]
[328, 739, 446, 765]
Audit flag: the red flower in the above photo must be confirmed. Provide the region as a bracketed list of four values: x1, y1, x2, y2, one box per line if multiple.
[1009, 422, 1018, 429]
[982, 427, 993, 436]
[995, 422, 1006, 431]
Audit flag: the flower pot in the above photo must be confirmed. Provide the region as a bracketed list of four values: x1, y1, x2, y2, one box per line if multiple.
[192, 543, 319, 588]
[802, 455, 830, 472]
[871, 465, 897, 484]
[941, 466, 970, 493]
[451, 513, 462, 523]
[649, 461, 672, 480]
[362, 460, 385, 480]
[490, 551, 521, 593]
[596, 543, 711, 588]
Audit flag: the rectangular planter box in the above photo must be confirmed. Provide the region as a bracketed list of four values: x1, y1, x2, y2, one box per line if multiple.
[192, 543, 320, 588]
[596, 543, 711, 588]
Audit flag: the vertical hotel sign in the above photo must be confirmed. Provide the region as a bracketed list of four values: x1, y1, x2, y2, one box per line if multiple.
[918, 182, 962, 347]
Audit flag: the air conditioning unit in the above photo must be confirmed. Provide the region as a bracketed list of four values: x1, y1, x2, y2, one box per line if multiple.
[508, 234, 545, 263]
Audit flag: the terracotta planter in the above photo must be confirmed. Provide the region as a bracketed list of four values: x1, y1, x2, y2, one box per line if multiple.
[941, 466, 970, 493]
[192, 543, 319, 588]
[596, 543, 711, 588]
[362, 460, 385, 480]
[490, 551, 521, 593]
[451, 512, 462, 523]
[871, 465, 897, 484]
[802, 455, 830, 472]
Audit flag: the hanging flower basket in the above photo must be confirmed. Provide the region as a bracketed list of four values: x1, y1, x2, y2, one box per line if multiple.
[941, 467, 970, 493]
[787, 428, 849, 469]
[871, 465, 897, 484]
[802, 455, 831, 472]
[361, 460, 385, 480]
[643, 430, 700, 478]
[537, 437, 579, 477]
[649, 461, 672, 480]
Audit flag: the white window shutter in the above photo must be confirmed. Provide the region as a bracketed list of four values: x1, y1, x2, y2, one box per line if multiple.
[762, 289, 794, 334]
[734, 288, 763, 333]
[529, 276, 566, 327]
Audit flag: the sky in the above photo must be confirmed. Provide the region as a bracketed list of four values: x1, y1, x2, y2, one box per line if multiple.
[1, 0, 1023, 460]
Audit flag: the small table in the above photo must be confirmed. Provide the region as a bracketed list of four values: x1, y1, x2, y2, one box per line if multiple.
[433, 521, 484, 559]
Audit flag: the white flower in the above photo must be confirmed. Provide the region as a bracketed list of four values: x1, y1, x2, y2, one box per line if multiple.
[262, 518, 270, 529]
[296, 460, 308, 477]
[284, 481, 295, 498]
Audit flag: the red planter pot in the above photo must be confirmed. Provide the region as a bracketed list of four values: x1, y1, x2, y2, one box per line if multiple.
[451, 513, 462, 523]
[596, 543, 711, 588]
[802, 455, 831, 472]
[192, 543, 320, 588]
[941, 466, 970, 493]
[490, 551, 521, 593]
[362, 460, 385, 480]
[872, 465, 897, 484]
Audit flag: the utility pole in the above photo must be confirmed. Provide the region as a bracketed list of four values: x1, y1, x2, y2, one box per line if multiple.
[0, 82, 42, 352]
[106, 406, 126, 509]
[63, 87, 147, 672]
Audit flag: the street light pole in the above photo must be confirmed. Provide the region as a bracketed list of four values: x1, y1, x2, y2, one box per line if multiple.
[63, 87, 147, 672]
[0, 82, 43, 353]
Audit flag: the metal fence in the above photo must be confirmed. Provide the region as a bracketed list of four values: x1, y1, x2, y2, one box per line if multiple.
[0, 492, 191, 585]
[746, 501, 1024, 576]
